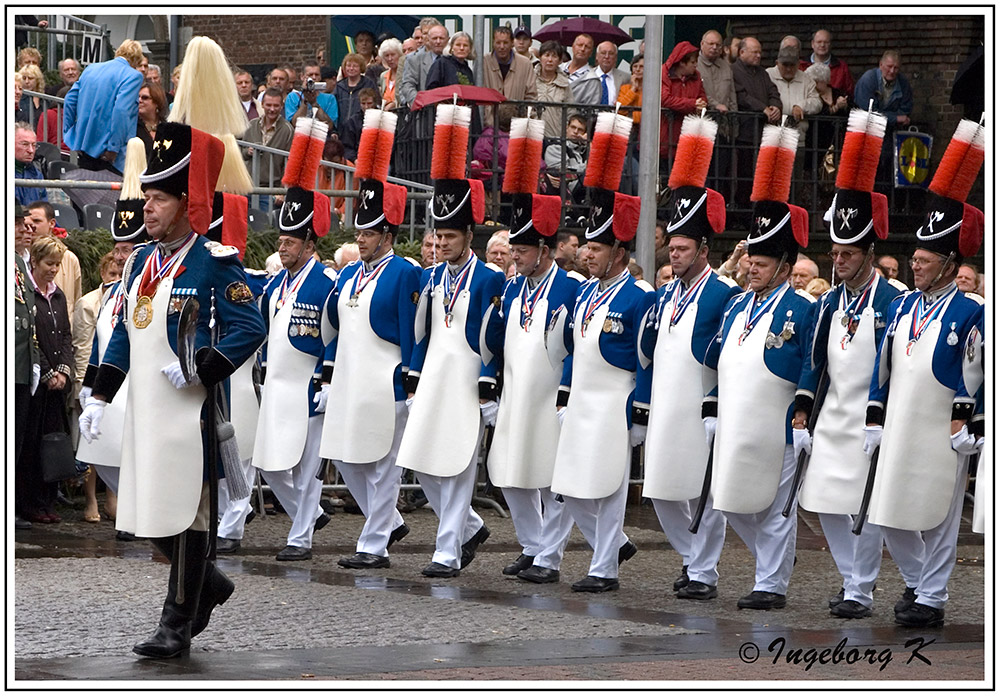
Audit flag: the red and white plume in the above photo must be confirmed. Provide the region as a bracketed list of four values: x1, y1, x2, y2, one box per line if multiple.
[583, 111, 632, 191]
[928, 118, 985, 203]
[835, 108, 887, 193]
[430, 103, 472, 180]
[354, 108, 398, 182]
[751, 122, 799, 203]
[502, 115, 545, 194]
[668, 114, 719, 189]
[282, 117, 329, 190]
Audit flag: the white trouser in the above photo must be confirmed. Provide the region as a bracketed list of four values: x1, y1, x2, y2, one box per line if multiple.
[335, 402, 407, 556]
[217, 457, 255, 541]
[93, 465, 120, 495]
[724, 444, 798, 595]
[502, 485, 574, 570]
[260, 416, 325, 549]
[652, 494, 727, 586]
[879, 467, 966, 609]
[415, 420, 485, 569]
[562, 467, 630, 580]
[842, 520, 925, 608]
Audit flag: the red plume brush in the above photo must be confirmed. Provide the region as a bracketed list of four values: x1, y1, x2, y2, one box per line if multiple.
[502, 116, 545, 194]
[431, 104, 472, 180]
[929, 119, 985, 202]
[354, 109, 383, 180]
[751, 123, 798, 202]
[668, 114, 719, 189]
[835, 109, 887, 192]
[583, 112, 632, 190]
[282, 118, 313, 189]
[373, 110, 398, 182]
[584, 112, 614, 188]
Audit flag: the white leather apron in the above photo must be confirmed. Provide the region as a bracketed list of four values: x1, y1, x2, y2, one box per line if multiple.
[643, 295, 710, 501]
[973, 441, 987, 534]
[397, 266, 482, 477]
[800, 301, 878, 514]
[552, 301, 634, 500]
[869, 311, 962, 531]
[712, 298, 794, 514]
[77, 287, 127, 468]
[253, 279, 320, 472]
[488, 294, 562, 488]
[117, 246, 207, 538]
[229, 356, 259, 458]
[320, 271, 400, 463]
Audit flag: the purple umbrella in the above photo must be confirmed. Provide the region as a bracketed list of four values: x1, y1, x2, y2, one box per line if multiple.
[533, 18, 633, 47]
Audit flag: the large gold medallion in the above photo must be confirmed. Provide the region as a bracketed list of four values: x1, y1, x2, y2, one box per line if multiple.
[133, 295, 154, 329]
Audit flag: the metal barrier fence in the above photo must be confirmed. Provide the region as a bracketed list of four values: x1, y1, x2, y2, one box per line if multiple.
[390, 99, 931, 230]
[15, 15, 110, 72]
[21, 87, 945, 244]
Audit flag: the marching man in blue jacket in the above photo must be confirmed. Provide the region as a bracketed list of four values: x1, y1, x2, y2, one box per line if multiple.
[396, 104, 505, 578]
[484, 115, 579, 584]
[549, 111, 655, 593]
[79, 122, 267, 658]
[636, 115, 739, 601]
[703, 122, 817, 610]
[795, 109, 923, 620]
[252, 118, 337, 562]
[863, 119, 985, 628]
[320, 109, 420, 569]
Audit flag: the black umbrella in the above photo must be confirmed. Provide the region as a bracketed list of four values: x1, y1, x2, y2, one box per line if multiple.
[332, 15, 421, 42]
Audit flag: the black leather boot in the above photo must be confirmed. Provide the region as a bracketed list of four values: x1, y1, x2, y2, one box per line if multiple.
[133, 532, 208, 658]
[148, 533, 234, 639]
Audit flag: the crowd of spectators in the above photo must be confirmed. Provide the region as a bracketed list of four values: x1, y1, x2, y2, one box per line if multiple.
[16, 21, 930, 226]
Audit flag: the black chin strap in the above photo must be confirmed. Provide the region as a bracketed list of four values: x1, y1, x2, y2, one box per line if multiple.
[929, 251, 956, 290]
[847, 244, 876, 286]
[600, 240, 621, 281]
[763, 252, 788, 293]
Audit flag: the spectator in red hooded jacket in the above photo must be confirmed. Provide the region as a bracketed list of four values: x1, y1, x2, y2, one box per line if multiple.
[660, 41, 707, 158]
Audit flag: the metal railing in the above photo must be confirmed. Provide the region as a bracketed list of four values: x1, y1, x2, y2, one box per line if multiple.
[15, 15, 110, 71]
[389, 99, 942, 233]
[21, 89, 66, 151]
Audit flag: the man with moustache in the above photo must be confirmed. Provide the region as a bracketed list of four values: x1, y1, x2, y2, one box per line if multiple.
[79, 122, 266, 657]
[863, 120, 985, 627]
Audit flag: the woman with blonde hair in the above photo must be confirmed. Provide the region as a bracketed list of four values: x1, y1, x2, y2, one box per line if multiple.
[334, 52, 378, 126]
[17, 235, 74, 524]
[18, 63, 46, 123]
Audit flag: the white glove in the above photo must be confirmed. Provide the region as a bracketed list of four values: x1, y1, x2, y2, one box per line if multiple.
[557, 407, 567, 426]
[792, 427, 812, 459]
[480, 400, 498, 427]
[863, 425, 883, 457]
[79, 397, 107, 443]
[161, 361, 200, 389]
[703, 416, 717, 445]
[78, 385, 92, 411]
[630, 424, 647, 448]
[313, 383, 330, 413]
[31, 363, 40, 395]
[405, 396, 414, 412]
[951, 425, 981, 456]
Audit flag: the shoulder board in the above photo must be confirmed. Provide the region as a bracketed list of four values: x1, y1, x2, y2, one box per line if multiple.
[210, 244, 240, 258]
[484, 261, 504, 274]
[716, 274, 739, 288]
[887, 278, 909, 293]
[323, 267, 338, 282]
[404, 256, 422, 267]
[794, 288, 817, 303]
[963, 292, 985, 306]
[634, 279, 655, 293]
[245, 268, 269, 277]
[567, 270, 588, 283]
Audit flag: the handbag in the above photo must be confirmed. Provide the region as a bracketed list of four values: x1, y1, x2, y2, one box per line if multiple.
[39, 387, 76, 483]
